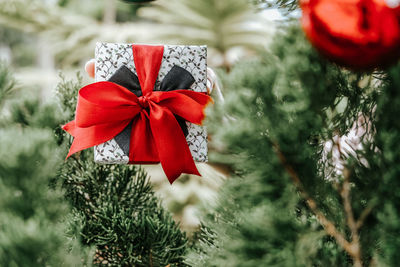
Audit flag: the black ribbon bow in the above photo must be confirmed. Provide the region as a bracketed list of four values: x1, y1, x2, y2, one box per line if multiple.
[107, 65, 196, 156]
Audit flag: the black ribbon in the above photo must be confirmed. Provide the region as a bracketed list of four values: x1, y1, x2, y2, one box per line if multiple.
[107, 65, 195, 156]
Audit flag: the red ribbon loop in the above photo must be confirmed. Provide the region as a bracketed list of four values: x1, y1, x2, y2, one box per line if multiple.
[63, 44, 211, 184]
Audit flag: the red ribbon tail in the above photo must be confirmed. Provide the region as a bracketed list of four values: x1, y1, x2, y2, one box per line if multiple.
[62, 120, 83, 159]
[62, 120, 76, 136]
[149, 102, 201, 184]
[129, 112, 160, 163]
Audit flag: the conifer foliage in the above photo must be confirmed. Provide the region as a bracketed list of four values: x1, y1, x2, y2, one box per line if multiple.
[55, 75, 188, 266]
[0, 62, 87, 266]
[188, 26, 400, 266]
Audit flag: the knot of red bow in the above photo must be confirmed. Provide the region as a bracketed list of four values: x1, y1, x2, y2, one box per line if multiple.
[138, 96, 150, 108]
[62, 45, 211, 184]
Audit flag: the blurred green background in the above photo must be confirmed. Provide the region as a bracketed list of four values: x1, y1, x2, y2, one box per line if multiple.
[0, 0, 277, 231]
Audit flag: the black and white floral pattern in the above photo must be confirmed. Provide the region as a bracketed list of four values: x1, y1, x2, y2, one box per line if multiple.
[93, 42, 208, 164]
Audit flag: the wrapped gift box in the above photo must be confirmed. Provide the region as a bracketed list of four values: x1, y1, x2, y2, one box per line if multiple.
[93, 42, 208, 164]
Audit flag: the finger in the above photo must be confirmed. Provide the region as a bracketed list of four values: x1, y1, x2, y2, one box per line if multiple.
[206, 67, 215, 94]
[85, 59, 95, 78]
[207, 67, 224, 102]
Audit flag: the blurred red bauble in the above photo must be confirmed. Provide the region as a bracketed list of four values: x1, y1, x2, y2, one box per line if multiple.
[301, 0, 400, 70]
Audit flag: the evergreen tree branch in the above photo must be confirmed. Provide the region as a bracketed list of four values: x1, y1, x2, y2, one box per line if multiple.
[272, 143, 352, 253]
[275, 138, 369, 266]
[340, 167, 362, 267]
[356, 203, 375, 230]
[0, 63, 15, 108]
[149, 249, 153, 267]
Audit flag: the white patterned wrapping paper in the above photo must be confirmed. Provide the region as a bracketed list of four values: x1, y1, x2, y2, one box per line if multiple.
[93, 42, 208, 164]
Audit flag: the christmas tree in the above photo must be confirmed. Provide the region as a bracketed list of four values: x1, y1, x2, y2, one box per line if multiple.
[0, 62, 89, 266]
[187, 22, 400, 267]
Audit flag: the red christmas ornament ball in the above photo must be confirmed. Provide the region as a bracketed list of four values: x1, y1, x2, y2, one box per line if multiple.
[301, 0, 400, 70]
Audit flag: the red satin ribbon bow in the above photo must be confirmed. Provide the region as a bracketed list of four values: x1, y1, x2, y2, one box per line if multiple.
[63, 44, 211, 184]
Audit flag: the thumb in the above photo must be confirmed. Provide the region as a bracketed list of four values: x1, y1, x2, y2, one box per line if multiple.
[84, 59, 95, 78]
